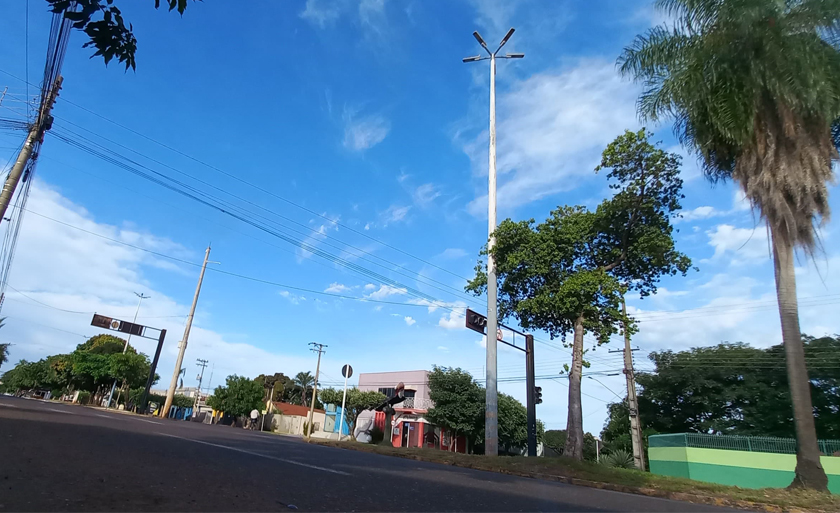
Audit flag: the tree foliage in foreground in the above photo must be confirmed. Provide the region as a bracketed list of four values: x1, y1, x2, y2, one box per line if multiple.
[45, 0, 196, 70]
[619, 0, 840, 491]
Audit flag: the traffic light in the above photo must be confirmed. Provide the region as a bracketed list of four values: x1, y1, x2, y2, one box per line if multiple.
[534, 386, 543, 404]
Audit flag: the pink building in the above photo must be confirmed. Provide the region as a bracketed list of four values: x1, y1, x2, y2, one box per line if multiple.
[358, 370, 466, 452]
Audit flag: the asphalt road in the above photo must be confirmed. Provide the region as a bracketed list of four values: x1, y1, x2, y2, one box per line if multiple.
[0, 396, 732, 512]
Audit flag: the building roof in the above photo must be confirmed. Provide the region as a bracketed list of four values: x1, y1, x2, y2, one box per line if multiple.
[272, 401, 324, 416]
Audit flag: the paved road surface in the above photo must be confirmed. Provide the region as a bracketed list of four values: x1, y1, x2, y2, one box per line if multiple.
[0, 395, 731, 512]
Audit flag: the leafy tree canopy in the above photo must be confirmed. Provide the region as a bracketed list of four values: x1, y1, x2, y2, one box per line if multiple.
[207, 375, 264, 418]
[46, 0, 195, 70]
[600, 336, 840, 442]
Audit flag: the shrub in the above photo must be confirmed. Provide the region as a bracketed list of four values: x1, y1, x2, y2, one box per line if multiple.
[601, 449, 634, 469]
[76, 391, 91, 404]
[370, 426, 384, 444]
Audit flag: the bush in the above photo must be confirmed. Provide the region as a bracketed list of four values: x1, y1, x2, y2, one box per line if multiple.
[601, 449, 635, 469]
[370, 426, 384, 444]
[303, 421, 311, 436]
[76, 391, 91, 404]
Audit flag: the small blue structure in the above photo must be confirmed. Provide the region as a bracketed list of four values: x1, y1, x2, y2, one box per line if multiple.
[324, 403, 350, 435]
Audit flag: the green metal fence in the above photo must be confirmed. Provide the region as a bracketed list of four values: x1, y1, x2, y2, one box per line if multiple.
[649, 433, 840, 455]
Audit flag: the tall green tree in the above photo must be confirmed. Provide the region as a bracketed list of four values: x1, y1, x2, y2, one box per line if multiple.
[206, 375, 264, 421]
[0, 344, 8, 371]
[45, 0, 196, 70]
[425, 366, 485, 452]
[293, 371, 315, 406]
[254, 372, 296, 403]
[467, 131, 689, 459]
[619, 0, 840, 490]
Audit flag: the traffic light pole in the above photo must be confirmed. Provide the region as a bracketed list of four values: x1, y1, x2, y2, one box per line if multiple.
[140, 328, 167, 413]
[525, 334, 537, 457]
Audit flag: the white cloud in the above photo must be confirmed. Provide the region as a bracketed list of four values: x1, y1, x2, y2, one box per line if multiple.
[299, 0, 343, 28]
[733, 189, 752, 212]
[366, 284, 407, 300]
[364, 223, 371, 231]
[706, 224, 770, 263]
[343, 111, 390, 151]
[438, 307, 466, 330]
[324, 282, 351, 293]
[676, 205, 719, 223]
[412, 183, 442, 207]
[438, 248, 468, 260]
[364, 283, 377, 291]
[437, 345, 450, 353]
[404, 316, 416, 326]
[296, 214, 340, 262]
[0, 180, 320, 387]
[279, 290, 306, 304]
[380, 204, 410, 225]
[461, 60, 640, 216]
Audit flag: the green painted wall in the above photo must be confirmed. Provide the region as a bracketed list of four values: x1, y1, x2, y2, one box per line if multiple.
[649, 447, 840, 494]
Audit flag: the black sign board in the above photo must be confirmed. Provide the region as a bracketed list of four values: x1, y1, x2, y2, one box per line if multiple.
[90, 314, 145, 337]
[465, 308, 487, 335]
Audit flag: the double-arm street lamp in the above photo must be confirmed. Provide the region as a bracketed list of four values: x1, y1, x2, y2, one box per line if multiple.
[462, 28, 523, 456]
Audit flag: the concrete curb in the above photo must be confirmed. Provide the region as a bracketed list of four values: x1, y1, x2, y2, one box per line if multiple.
[309, 440, 832, 513]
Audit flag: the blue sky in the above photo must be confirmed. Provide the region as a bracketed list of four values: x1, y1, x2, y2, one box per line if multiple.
[1, 0, 839, 434]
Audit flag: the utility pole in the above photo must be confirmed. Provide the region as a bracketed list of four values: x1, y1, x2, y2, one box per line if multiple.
[261, 380, 275, 432]
[305, 342, 326, 441]
[622, 298, 646, 471]
[162, 245, 213, 418]
[193, 358, 209, 416]
[463, 28, 523, 456]
[106, 292, 150, 408]
[0, 76, 62, 225]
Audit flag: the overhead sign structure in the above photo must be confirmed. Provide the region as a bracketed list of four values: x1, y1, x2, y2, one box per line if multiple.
[90, 313, 167, 414]
[465, 308, 539, 457]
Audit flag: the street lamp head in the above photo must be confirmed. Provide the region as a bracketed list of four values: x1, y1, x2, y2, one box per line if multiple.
[462, 55, 482, 63]
[499, 28, 515, 48]
[473, 31, 488, 49]
[505, 53, 525, 59]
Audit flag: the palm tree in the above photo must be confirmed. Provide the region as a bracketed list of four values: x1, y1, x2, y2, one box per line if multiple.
[618, 0, 840, 491]
[0, 343, 8, 371]
[293, 371, 314, 406]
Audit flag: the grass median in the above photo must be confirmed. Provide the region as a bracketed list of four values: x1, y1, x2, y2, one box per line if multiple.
[310, 439, 839, 512]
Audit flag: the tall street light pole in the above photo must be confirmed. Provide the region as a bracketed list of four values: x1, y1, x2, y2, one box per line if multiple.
[106, 292, 150, 408]
[162, 245, 217, 417]
[463, 27, 523, 456]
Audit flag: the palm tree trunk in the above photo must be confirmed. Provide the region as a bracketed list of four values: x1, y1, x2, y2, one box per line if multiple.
[771, 227, 828, 491]
[563, 314, 585, 460]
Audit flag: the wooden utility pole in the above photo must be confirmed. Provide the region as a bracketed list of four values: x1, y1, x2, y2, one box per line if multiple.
[0, 76, 62, 224]
[162, 246, 212, 417]
[305, 342, 326, 441]
[622, 298, 646, 471]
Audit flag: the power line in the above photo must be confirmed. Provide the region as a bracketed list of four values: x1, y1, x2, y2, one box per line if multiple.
[52, 121, 482, 307]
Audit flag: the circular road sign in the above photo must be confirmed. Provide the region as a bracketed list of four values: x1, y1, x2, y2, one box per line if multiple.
[342, 364, 353, 378]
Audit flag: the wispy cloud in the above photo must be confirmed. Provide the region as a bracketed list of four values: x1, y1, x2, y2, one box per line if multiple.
[459, 60, 639, 217]
[437, 248, 468, 260]
[343, 110, 391, 151]
[279, 290, 306, 304]
[366, 284, 407, 300]
[379, 204, 410, 226]
[299, 0, 343, 28]
[324, 282, 351, 293]
[412, 183, 442, 207]
[404, 316, 416, 326]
